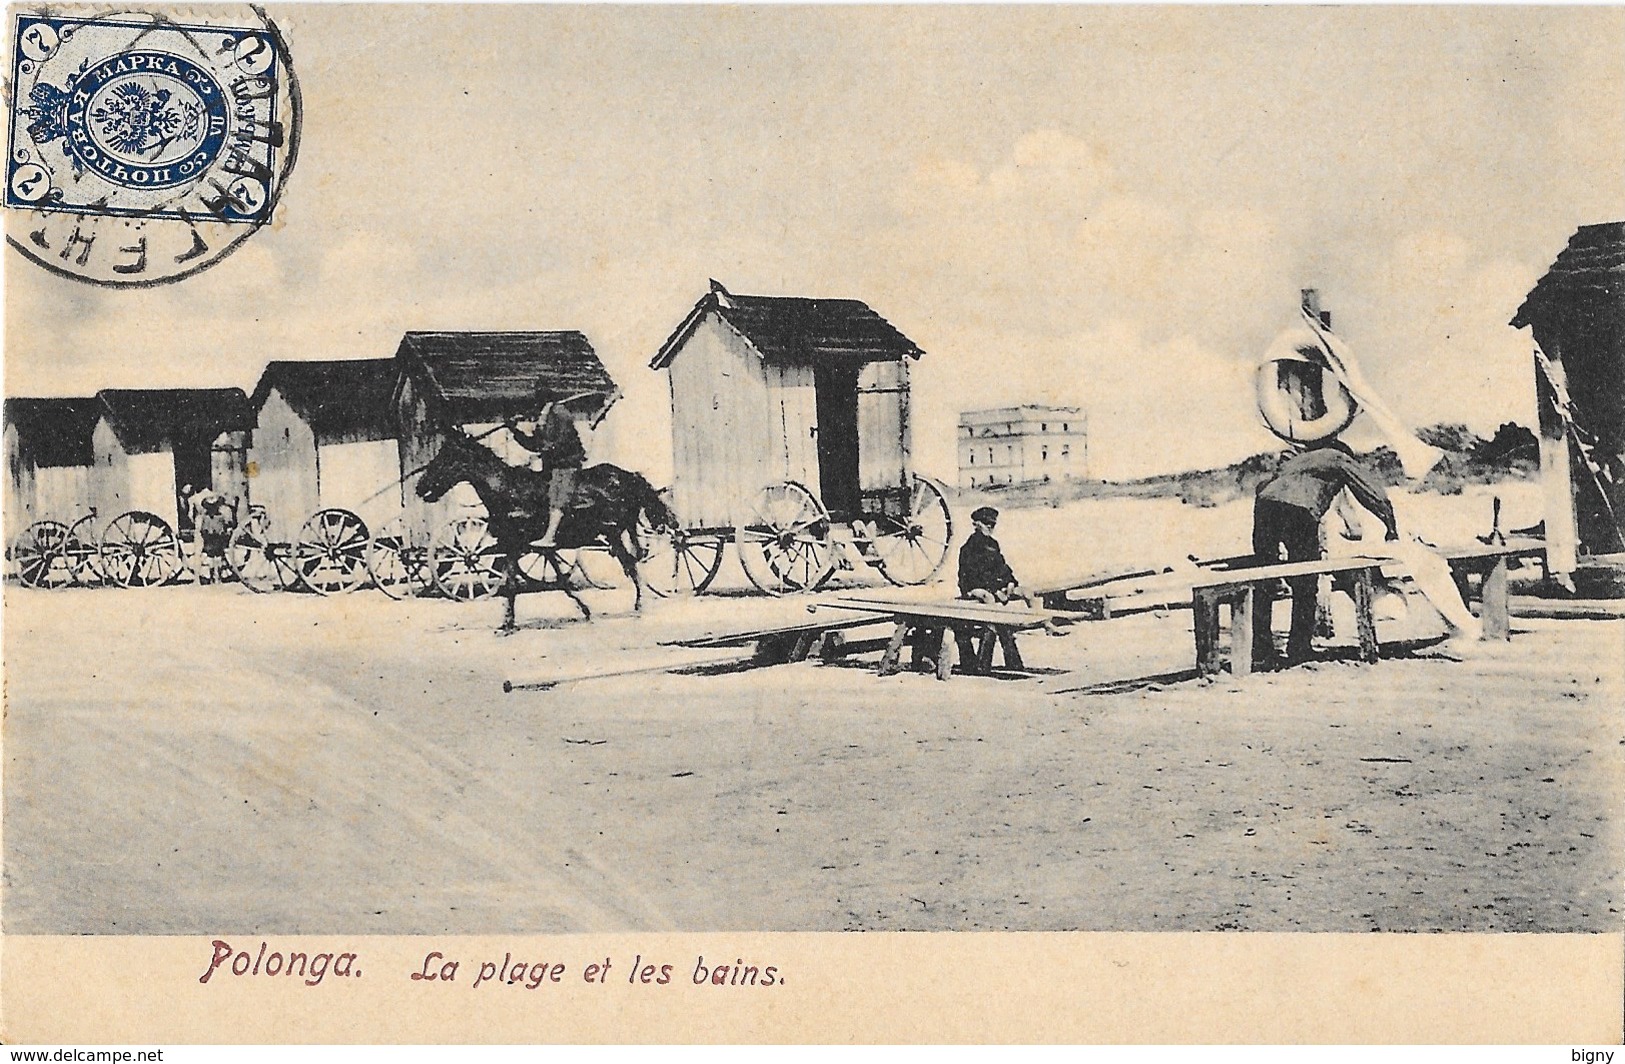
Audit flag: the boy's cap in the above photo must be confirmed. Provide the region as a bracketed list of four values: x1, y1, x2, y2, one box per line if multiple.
[971, 506, 999, 524]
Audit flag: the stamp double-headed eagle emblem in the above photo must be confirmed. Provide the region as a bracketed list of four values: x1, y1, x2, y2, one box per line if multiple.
[6, 8, 300, 285]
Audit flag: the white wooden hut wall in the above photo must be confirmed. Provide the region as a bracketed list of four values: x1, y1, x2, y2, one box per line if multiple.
[4, 425, 94, 532]
[395, 375, 481, 538]
[668, 314, 915, 527]
[317, 439, 402, 527]
[211, 431, 250, 511]
[668, 315, 777, 529]
[857, 358, 909, 507]
[249, 389, 319, 534]
[769, 360, 821, 493]
[91, 419, 177, 527]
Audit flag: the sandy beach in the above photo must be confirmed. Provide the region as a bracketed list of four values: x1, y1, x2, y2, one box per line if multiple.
[5, 489, 1620, 935]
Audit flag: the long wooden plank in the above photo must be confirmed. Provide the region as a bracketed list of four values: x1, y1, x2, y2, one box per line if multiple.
[665, 615, 889, 649]
[1073, 557, 1387, 606]
[820, 596, 1058, 628]
[502, 649, 754, 692]
[1508, 598, 1625, 620]
[1032, 553, 1258, 599]
[1434, 538, 1546, 561]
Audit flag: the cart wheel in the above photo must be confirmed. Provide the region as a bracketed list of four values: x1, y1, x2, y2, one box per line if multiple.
[873, 475, 955, 586]
[366, 515, 432, 599]
[10, 520, 70, 588]
[293, 508, 371, 595]
[430, 516, 506, 600]
[516, 544, 576, 588]
[227, 509, 297, 592]
[638, 517, 725, 597]
[99, 511, 184, 588]
[176, 531, 203, 584]
[735, 481, 836, 595]
[64, 513, 104, 586]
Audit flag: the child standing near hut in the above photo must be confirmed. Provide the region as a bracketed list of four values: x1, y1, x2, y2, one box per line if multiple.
[181, 483, 235, 584]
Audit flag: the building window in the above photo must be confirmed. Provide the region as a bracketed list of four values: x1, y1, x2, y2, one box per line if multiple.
[1062, 444, 1071, 459]
[1041, 446, 1049, 461]
[1063, 423, 1069, 432]
[969, 452, 975, 465]
[988, 447, 994, 463]
[1041, 423, 1047, 432]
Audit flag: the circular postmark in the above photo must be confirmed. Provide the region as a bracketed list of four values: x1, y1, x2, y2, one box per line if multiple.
[5, 6, 301, 286]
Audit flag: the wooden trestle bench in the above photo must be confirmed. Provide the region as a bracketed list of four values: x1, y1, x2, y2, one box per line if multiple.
[815, 597, 1059, 681]
[635, 542, 1547, 688]
[1044, 540, 1545, 679]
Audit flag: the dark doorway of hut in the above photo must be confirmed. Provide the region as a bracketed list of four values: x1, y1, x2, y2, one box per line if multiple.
[813, 364, 861, 521]
[170, 434, 214, 534]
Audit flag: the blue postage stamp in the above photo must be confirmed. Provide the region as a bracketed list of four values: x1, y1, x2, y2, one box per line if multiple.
[5, 9, 299, 285]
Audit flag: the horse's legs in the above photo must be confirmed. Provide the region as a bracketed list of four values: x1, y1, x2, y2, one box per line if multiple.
[562, 582, 592, 621]
[612, 532, 643, 613]
[499, 549, 518, 634]
[626, 515, 644, 561]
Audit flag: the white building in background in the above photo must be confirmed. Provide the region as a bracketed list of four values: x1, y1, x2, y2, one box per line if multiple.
[958, 405, 1087, 489]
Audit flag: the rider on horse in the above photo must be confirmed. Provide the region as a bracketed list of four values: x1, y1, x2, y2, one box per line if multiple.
[509, 384, 586, 548]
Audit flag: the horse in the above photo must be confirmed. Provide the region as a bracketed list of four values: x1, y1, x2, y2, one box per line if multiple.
[413, 428, 676, 632]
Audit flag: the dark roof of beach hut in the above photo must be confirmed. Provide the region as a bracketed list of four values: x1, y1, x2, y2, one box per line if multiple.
[393, 331, 618, 425]
[651, 280, 924, 369]
[94, 388, 252, 454]
[3, 397, 103, 467]
[251, 359, 400, 443]
[1511, 221, 1625, 331]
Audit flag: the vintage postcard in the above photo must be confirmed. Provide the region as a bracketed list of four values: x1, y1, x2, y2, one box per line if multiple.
[2, 3, 1622, 1045]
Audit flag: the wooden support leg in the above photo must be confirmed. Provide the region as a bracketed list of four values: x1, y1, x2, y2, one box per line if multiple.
[819, 630, 847, 662]
[911, 625, 940, 670]
[1482, 556, 1511, 641]
[789, 632, 819, 662]
[1352, 567, 1379, 663]
[975, 625, 997, 674]
[1194, 588, 1221, 677]
[1230, 587, 1255, 678]
[1451, 567, 1474, 607]
[878, 621, 909, 677]
[997, 626, 1023, 670]
[935, 625, 956, 681]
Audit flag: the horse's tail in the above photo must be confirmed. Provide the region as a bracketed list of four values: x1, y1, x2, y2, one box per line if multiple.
[635, 474, 679, 532]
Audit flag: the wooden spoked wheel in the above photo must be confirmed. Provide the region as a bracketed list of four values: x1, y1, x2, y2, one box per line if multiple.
[871, 476, 955, 587]
[735, 481, 836, 595]
[10, 520, 70, 588]
[638, 516, 725, 597]
[515, 545, 579, 589]
[99, 511, 184, 588]
[226, 509, 299, 593]
[63, 513, 103, 585]
[366, 515, 433, 600]
[293, 508, 372, 595]
[430, 516, 506, 601]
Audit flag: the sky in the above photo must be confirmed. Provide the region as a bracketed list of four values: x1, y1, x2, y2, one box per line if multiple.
[5, 4, 1623, 482]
